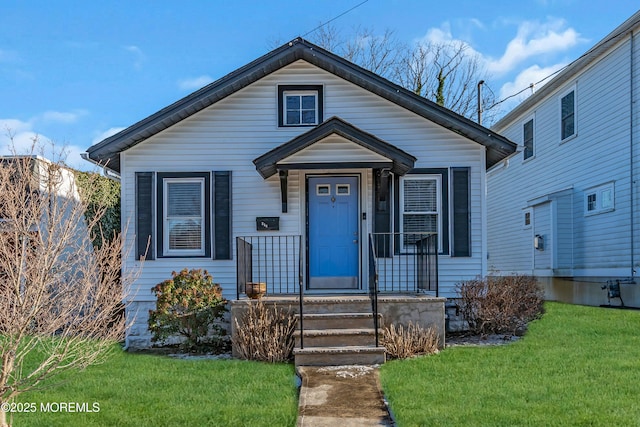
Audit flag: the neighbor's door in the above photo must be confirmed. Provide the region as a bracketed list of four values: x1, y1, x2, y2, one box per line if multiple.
[308, 176, 359, 289]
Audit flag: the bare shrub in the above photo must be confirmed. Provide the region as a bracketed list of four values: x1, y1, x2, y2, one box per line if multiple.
[456, 275, 544, 336]
[383, 322, 440, 360]
[0, 142, 137, 427]
[232, 301, 296, 362]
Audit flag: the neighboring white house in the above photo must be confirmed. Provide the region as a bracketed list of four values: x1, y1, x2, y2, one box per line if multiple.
[86, 38, 516, 348]
[487, 11, 640, 307]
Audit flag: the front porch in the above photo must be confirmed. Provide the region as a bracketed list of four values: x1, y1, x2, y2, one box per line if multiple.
[232, 232, 443, 365]
[235, 232, 439, 298]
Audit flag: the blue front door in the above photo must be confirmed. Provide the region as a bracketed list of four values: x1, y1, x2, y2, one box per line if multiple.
[308, 176, 359, 289]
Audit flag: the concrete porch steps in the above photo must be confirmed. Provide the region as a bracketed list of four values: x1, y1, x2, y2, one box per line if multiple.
[294, 345, 386, 366]
[294, 328, 381, 347]
[297, 312, 382, 329]
[293, 299, 386, 366]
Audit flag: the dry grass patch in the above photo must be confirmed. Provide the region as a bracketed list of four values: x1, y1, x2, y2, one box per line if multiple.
[232, 301, 296, 362]
[383, 322, 440, 359]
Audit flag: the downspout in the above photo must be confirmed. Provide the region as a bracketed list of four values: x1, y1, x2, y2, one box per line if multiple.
[631, 29, 636, 278]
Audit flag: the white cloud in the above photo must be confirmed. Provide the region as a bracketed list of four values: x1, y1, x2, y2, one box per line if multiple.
[178, 75, 214, 91]
[92, 127, 125, 145]
[486, 18, 581, 75]
[497, 62, 568, 111]
[40, 110, 87, 124]
[0, 118, 90, 171]
[418, 23, 455, 45]
[124, 45, 145, 70]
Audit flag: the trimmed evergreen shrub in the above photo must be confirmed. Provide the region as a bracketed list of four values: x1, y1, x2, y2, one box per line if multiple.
[148, 268, 227, 351]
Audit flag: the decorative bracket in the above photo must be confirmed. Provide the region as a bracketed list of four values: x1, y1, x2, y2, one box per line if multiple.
[279, 170, 288, 213]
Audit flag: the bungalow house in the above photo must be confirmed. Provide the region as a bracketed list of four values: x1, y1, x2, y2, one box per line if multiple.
[86, 38, 516, 355]
[487, 11, 640, 307]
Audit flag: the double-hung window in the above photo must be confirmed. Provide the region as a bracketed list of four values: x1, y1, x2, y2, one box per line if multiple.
[163, 177, 205, 256]
[400, 175, 441, 251]
[560, 88, 576, 141]
[278, 85, 323, 127]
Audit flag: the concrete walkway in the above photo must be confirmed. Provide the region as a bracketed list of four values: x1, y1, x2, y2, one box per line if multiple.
[296, 365, 394, 427]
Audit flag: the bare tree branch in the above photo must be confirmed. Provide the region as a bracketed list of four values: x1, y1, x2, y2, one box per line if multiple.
[309, 25, 497, 123]
[0, 138, 137, 427]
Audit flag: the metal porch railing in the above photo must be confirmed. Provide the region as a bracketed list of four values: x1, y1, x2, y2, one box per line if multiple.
[235, 235, 302, 299]
[368, 234, 380, 347]
[236, 235, 305, 348]
[369, 232, 439, 295]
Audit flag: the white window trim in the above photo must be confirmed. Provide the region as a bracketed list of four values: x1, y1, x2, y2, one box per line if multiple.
[283, 90, 319, 126]
[584, 182, 615, 216]
[162, 177, 206, 256]
[559, 85, 577, 143]
[522, 116, 535, 162]
[336, 184, 351, 195]
[316, 184, 331, 196]
[399, 174, 442, 252]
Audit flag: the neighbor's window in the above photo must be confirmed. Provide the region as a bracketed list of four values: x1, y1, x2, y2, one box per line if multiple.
[163, 177, 205, 256]
[523, 118, 534, 160]
[560, 88, 576, 141]
[278, 85, 323, 127]
[400, 175, 441, 250]
[585, 182, 614, 215]
[523, 209, 532, 229]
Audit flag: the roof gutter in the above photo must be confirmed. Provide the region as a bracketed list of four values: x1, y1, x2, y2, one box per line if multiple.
[80, 153, 120, 181]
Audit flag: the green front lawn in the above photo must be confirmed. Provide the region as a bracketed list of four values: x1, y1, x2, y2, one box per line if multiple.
[11, 302, 640, 426]
[15, 352, 298, 427]
[381, 302, 640, 426]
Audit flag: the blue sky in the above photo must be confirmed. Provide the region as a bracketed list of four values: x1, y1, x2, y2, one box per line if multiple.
[1, 1, 638, 170]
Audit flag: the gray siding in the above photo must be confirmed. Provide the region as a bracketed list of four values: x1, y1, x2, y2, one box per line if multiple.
[488, 33, 638, 279]
[533, 202, 552, 272]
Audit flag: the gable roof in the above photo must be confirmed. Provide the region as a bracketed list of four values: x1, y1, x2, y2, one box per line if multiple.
[86, 38, 516, 173]
[493, 10, 640, 131]
[253, 116, 417, 178]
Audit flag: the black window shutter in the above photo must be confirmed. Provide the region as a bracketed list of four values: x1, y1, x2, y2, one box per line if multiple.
[213, 171, 232, 260]
[373, 169, 392, 257]
[136, 172, 154, 260]
[452, 167, 471, 257]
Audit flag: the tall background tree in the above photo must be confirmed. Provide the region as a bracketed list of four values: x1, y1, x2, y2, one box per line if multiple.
[307, 24, 500, 125]
[0, 140, 133, 427]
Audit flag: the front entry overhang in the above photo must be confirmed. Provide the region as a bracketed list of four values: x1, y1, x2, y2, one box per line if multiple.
[253, 116, 417, 179]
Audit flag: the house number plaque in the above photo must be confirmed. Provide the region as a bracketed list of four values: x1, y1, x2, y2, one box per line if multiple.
[256, 217, 280, 231]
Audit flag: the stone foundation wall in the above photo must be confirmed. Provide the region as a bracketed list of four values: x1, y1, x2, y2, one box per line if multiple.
[125, 301, 156, 349]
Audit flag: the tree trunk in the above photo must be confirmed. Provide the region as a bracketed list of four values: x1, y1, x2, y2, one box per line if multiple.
[0, 406, 9, 427]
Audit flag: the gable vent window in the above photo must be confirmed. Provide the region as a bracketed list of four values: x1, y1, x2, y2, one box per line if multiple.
[278, 85, 323, 127]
